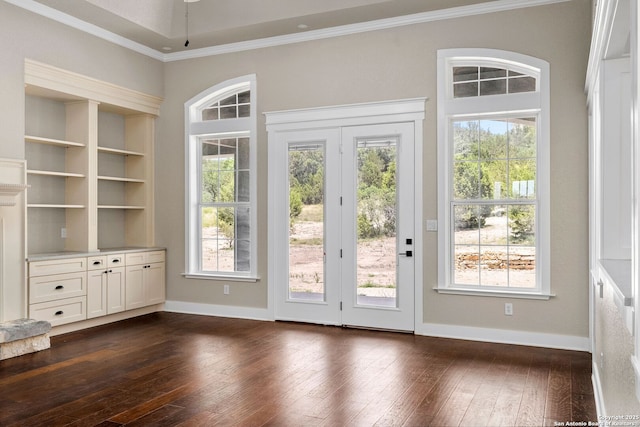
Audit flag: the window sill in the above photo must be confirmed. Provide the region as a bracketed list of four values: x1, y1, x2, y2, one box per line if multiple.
[182, 273, 261, 283]
[597, 259, 633, 335]
[433, 287, 554, 300]
[598, 259, 632, 306]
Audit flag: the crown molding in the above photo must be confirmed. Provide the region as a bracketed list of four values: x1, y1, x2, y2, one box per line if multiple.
[5, 0, 571, 63]
[25, 59, 163, 115]
[164, 0, 571, 62]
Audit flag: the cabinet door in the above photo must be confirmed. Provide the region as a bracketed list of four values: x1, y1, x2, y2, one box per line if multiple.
[145, 262, 165, 305]
[107, 267, 125, 314]
[87, 269, 107, 319]
[125, 264, 145, 310]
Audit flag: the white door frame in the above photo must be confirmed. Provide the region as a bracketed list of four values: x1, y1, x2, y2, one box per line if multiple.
[266, 98, 426, 329]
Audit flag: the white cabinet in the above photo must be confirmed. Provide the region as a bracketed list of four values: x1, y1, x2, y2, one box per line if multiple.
[125, 251, 166, 310]
[146, 263, 166, 305]
[28, 257, 87, 326]
[28, 249, 164, 328]
[87, 254, 125, 319]
[106, 267, 126, 314]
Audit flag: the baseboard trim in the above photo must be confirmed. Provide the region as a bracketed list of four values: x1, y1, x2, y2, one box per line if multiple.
[164, 302, 590, 351]
[49, 305, 163, 337]
[416, 322, 591, 352]
[164, 300, 272, 322]
[592, 361, 607, 417]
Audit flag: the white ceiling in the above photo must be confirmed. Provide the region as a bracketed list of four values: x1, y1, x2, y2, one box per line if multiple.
[28, 0, 489, 53]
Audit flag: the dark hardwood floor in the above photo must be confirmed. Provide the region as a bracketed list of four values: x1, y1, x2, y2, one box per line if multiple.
[0, 312, 596, 426]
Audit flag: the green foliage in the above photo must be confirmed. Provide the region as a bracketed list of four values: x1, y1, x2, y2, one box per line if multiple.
[357, 148, 396, 239]
[287, 145, 397, 239]
[455, 206, 486, 229]
[289, 188, 303, 219]
[288, 150, 324, 207]
[289, 187, 303, 228]
[201, 157, 237, 246]
[452, 119, 536, 230]
[509, 205, 535, 244]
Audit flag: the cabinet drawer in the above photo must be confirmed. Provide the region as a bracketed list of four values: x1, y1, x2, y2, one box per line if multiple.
[29, 272, 87, 304]
[107, 254, 125, 267]
[125, 250, 165, 265]
[146, 251, 165, 264]
[87, 256, 107, 271]
[29, 297, 86, 327]
[29, 257, 86, 277]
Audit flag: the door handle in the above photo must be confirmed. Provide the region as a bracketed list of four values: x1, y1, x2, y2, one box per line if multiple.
[399, 251, 413, 257]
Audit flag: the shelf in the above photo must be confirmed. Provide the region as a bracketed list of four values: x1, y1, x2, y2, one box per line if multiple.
[97, 176, 145, 183]
[25, 135, 85, 148]
[98, 146, 144, 157]
[28, 204, 85, 209]
[98, 205, 145, 210]
[28, 170, 85, 178]
[599, 259, 632, 306]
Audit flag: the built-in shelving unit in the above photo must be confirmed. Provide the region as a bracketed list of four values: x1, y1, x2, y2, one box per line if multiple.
[24, 59, 162, 255]
[591, 54, 634, 334]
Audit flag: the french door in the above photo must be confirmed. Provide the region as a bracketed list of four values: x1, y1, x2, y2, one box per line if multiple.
[271, 122, 415, 331]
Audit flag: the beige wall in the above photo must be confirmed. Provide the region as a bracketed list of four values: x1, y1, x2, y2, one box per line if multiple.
[158, 1, 592, 338]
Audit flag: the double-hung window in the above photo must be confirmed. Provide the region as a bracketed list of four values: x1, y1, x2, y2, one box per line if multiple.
[437, 49, 551, 298]
[185, 75, 257, 280]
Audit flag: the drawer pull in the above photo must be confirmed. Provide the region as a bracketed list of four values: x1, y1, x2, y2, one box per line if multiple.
[54, 310, 64, 316]
[93, 260, 102, 265]
[55, 285, 64, 290]
[112, 259, 121, 263]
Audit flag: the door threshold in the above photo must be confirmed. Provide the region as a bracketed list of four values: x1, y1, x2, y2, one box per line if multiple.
[342, 324, 414, 334]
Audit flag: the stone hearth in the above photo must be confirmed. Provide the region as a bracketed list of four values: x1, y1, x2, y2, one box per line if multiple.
[0, 318, 51, 360]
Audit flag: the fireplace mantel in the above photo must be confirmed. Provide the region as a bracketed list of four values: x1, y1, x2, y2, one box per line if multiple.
[0, 159, 28, 322]
[0, 183, 28, 207]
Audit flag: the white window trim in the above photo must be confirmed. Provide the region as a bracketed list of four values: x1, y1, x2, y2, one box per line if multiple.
[184, 74, 259, 280]
[436, 48, 551, 299]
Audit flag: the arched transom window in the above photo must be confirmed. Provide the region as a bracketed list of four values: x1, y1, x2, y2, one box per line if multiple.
[452, 64, 537, 98]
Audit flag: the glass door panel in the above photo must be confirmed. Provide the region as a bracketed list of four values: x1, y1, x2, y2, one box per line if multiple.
[356, 139, 398, 308]
[288, 143, 325, 302]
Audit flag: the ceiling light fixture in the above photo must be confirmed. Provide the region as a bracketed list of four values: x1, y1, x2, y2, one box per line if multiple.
[184, 0, 200, 47]
[184, 1, 189, 47]
[183, 0, 200, 47]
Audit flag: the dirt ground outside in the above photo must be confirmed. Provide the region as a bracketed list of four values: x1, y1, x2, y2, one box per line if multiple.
[288, 220, 397, 297]
[201, 210, 535, 290]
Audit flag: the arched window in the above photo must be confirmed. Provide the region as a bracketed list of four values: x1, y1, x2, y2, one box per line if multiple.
[185, 75, 257, 279]
[437, 49, 550, 298]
